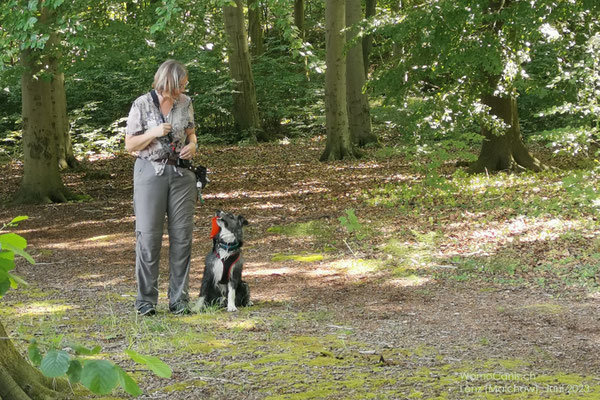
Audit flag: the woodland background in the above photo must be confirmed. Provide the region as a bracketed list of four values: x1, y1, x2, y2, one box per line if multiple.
[1, 0, 600, 399]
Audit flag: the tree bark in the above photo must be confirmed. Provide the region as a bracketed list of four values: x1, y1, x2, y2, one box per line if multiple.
[346, 0, 377, 147]
[362, 0, 376, 74]
[223, 0, 264, 140]
[468, 0, 545, 173]
[321, 0, 358, 161]
[248, 0, 263, 57]
[294, 0, 304, 38]
[47, 32, 77, 171]
[0, 321, 69, 400]
[468, 94, 546, 173]
[14, 47, 72, 204]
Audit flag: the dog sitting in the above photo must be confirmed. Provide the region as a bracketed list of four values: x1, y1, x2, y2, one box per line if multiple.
[193, 210, 250, 312]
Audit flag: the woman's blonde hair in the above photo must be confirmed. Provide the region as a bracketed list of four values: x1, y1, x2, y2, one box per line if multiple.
[153, 59, 187, 98]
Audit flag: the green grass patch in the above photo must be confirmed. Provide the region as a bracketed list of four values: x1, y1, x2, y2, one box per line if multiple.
[364, 169, 600, 217]
[271, 253, 324, 262]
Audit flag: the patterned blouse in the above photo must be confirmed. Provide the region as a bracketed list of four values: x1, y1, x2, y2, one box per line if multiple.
[126, 92, 195, 174]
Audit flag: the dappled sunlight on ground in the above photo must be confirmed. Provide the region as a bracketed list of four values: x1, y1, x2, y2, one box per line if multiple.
[205, 186, 330, 201]
[328, 258, 379, 276]
[16, 301, 76, 316]
[385, 276, 431, 287]
[443, 213, 592, 259]
[1, 142, 599, 398]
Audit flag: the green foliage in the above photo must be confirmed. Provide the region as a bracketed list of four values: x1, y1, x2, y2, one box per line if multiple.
[1, 217, 168, 397]
[368, 0, 600, 149]
[125, 349, 173, 378]
[530, 127, 600, 158]
[0, 216, 31, 297]
[81, 360, 121, 395]
[366, 167, 600, 216]
[27, 337, 175, 396]
[253, 41, 324, 137]
[338, 209, 366, 240]
[562, 169, 600, 209]
[520, 12, 600, 135]
[40, 349, 71, 377]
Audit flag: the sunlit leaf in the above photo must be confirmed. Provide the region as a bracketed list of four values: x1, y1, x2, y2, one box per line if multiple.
[9, 216, 28, 225]
[115, 365, 143, 396]
[40, 350, 71, 377]
[28, 341, 43, 366]
[66, 359, 83, 383]
[80, 360, 119, 394]
[125, 349, 172, 378]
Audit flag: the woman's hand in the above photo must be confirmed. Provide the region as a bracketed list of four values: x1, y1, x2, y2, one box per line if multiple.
[150, 123, 172, 138]
[179, 142, 196, 160]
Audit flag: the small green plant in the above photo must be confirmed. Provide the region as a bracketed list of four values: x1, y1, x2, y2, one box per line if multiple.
[1, 217, 172, 397]
[338, 208, 367, 240]
[0, 216, 31, 296]
[562, 169, 600, 210]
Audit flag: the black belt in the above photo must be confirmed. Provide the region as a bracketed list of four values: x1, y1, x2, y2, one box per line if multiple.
[138, 157, 177, 165]
[157, 158, 177, 165]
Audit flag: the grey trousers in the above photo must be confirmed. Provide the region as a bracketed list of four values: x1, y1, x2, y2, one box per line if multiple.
[133, 158, 197, 309]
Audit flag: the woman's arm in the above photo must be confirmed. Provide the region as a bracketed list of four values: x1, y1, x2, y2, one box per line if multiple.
[125, 123, 172, 153]
[179, 128, 197, 160]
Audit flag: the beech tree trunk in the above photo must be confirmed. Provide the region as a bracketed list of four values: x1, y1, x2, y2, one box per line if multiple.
[294, 0, 304, 38]
[346, 0, 377, 147]
[248, 0, 263, 57]
[321, 0, 358, 161]
[0, 321, 69, 400]
[223, 0, 264, 140]
[468, 0, 545, 173]
[468, 94, 546, 173]
[14, 47, 72, 204]
[363, 0, 376, 74]
[47, 33, 77, 171]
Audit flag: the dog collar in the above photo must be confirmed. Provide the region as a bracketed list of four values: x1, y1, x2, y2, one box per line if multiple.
[217, 240, 242, 251]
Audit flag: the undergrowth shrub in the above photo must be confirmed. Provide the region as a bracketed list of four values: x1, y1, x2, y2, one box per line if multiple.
[0, 216, 172, 397]
[253, 40, 325, 138]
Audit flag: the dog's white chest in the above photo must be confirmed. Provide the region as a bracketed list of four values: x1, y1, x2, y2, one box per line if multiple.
[211, 251, 234, 295]
[211, 257, 224, 284]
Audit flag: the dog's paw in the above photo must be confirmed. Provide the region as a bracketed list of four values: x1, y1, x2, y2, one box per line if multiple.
[227, 305, 238, 312]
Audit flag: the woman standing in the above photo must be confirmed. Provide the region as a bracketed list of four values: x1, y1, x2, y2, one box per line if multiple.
[125, 60, 197, 316]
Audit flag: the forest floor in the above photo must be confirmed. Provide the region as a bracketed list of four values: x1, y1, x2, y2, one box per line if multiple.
[1, 138, 600, 399]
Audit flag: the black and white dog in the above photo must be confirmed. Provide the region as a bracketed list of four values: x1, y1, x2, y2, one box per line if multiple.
[193, 211, 250, 312]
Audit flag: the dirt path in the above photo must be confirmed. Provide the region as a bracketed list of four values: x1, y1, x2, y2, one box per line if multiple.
[1, 142, 599, 399]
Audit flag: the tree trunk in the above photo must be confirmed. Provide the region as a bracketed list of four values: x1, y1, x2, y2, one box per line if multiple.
[248, 0, 263, 57]
[14, 47, 72, 204]
[362, 0, 376, 74]
[47, 33, 77, 171]
[467, 94, 546, 173]
[346, 0, 377, 147]
[468, 0, 545, 174]
[294, 0, 304, 38]
[294, 0, 310, 79]
[223, 0, 264, 140]
[321, 0, 358, 161]
[0, 321, 69, 400]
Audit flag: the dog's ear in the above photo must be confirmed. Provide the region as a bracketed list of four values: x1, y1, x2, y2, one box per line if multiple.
[238, 216, 249, 226]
